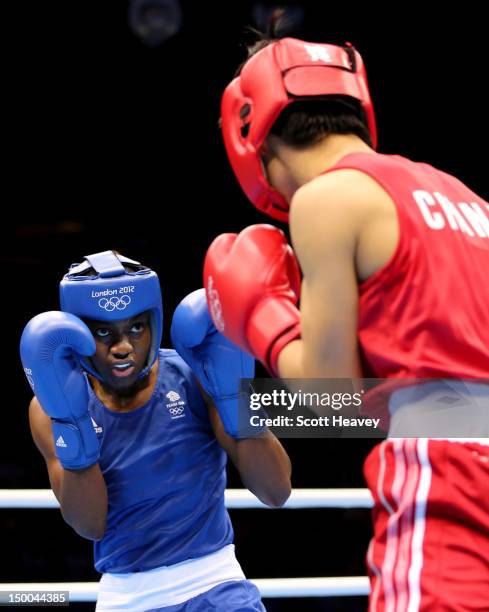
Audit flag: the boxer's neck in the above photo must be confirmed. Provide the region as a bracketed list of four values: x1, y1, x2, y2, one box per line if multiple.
[267, 133, 374, 202]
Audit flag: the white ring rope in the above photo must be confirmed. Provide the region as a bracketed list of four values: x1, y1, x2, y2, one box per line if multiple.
[0, 578, 370, 600]
[2, 489, 373, 599]
[0, 488, 373, 509]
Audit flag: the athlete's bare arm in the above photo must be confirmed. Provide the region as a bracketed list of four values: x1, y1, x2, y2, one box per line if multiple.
[29, 397, 108, 540]
[278, 169, 399, 379]
[206, 400, 291, 508]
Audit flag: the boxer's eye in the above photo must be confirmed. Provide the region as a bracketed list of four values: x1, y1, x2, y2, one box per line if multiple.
[130, 322, 144, 333]
[95, 328, 110, 338]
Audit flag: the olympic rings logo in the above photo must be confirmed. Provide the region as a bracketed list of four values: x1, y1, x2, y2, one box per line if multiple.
[169, 407, 184, 416]
[98, 296, 132, 311]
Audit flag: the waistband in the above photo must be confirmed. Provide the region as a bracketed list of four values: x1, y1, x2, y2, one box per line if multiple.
[95, 544, 245, 611]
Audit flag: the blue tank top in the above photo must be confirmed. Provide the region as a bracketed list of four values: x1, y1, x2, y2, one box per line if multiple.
[87, 349, 234, 573]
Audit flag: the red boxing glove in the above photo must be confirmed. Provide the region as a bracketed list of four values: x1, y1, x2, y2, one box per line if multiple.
[204, 224, 301, 376]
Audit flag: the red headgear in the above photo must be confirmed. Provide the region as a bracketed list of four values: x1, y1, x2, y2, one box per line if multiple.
[221, 38, 377, 221]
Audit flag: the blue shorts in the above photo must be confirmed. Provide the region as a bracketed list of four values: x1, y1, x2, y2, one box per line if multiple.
[147, 580, 266, 611]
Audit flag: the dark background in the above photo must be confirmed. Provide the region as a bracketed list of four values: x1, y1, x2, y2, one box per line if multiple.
[3, 1, 487, 610]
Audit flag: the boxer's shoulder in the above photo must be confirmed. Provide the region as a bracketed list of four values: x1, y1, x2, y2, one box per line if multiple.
[291, 167, 394, 225]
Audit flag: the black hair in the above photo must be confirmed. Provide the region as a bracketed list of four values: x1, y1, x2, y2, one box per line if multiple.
[241, 9, 373, 148]
[269, 99, 373, 148]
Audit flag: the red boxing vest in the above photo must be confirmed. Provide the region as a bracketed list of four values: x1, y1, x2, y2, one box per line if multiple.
[329, 152, 489, 379]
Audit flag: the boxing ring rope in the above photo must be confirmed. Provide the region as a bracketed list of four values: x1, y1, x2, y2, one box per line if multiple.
[1, 488, 373, 599]
[0, 488, 373, 509]
[1, 578, 371, 600]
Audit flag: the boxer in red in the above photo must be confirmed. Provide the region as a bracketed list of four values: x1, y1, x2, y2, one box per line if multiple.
[204, 25, 489, 612]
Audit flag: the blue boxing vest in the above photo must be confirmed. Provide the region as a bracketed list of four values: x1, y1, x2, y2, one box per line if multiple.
[88, 349, 234, 573]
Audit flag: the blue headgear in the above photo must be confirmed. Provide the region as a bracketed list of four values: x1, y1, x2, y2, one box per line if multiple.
[60, 250, 163, 380]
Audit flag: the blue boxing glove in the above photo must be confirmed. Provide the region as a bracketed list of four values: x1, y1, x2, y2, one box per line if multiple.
[171, 289, 266, 439]
[20, 311, 100, 470]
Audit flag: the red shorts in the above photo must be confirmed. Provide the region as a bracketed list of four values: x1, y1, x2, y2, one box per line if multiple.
[363, 439, 489, 611]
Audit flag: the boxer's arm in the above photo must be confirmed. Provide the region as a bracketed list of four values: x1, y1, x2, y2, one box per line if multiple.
[29, 397, 108, 541]
[277, 171, 367, 379]
[207, 400, 291, 508]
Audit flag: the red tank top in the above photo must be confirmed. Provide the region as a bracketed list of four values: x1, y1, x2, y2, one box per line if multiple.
[329, 152, 489, 379]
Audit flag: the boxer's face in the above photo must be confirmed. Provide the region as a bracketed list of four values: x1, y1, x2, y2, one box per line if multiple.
[84, 311, 151, 391]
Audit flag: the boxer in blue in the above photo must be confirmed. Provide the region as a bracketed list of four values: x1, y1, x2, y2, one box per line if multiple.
[20, 250, 291, 611]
